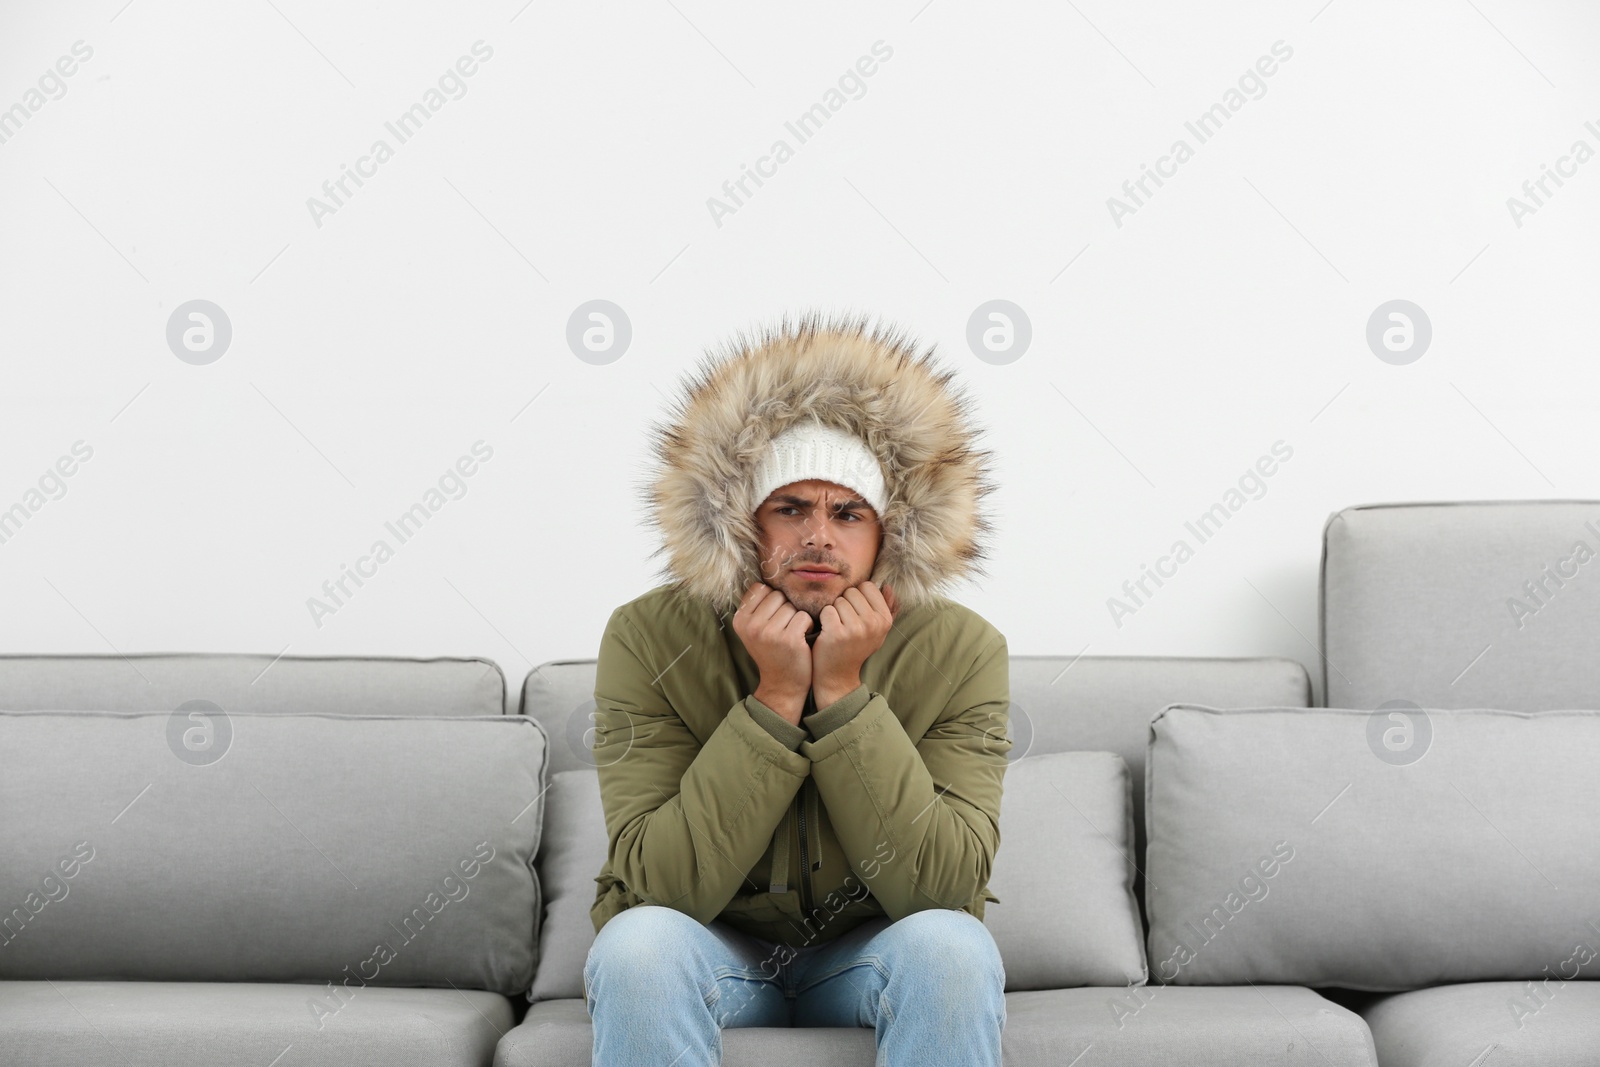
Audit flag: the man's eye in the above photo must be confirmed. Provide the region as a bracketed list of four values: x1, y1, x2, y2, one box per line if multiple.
[775, 506, 859, 520]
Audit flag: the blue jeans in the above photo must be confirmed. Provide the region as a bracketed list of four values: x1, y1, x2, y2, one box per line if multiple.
[583, 904, 1006, 1066]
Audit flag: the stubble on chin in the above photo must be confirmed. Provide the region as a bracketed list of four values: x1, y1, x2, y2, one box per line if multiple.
[769, 578, 819, 624]
[782, 583, 822, 617]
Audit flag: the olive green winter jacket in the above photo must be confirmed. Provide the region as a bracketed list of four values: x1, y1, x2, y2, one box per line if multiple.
[589, 581, 1011, 949]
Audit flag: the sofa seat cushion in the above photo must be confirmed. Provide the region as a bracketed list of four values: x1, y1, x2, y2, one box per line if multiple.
[1361, 981, 1600, 1067]
[0, 980, 514, 1067]
[494, 986, 1376, 1067]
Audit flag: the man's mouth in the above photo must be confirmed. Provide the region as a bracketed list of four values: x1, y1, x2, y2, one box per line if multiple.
[793, 568, 837, 581]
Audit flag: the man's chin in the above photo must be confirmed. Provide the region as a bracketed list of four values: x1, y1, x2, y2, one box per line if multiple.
[780, 585, 826, 618]
[783, 588, 821, 612]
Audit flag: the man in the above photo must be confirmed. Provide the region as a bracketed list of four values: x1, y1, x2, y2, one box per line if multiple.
[584, 313, 1011, 1065]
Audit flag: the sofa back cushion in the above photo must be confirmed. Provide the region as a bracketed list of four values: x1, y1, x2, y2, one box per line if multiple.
[530, 751, 1148, 999]
[983, 750, 1147, 989]
[1144, 703, 1600, 990]
[529, 770, 607, 1002]
[0, 653, 507, 715]
[1321, 500, 1600, 709]
[522, 649, 1309, 929]
[0, 711, 546, 997]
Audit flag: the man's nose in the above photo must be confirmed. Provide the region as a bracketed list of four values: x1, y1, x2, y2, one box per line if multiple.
[801, 513, 837, 545]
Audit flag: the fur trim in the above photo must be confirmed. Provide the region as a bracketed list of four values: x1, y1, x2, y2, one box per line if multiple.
[639, 310, 998, 616]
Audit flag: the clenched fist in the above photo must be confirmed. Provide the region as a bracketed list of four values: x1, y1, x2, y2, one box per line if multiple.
[733, 582, 814, 724]
[735, 580, 900, 725]
[812, 580, 898, 708]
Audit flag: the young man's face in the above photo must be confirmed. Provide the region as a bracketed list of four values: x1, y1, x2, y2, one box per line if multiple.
[755, 479, 883, 622]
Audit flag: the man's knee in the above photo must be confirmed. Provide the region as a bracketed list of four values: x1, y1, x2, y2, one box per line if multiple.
[586, 904, 705, 985]
[890, 909, 1004, 981]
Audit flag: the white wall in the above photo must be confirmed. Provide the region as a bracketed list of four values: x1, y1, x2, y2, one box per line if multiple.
[2, 0, 1596, 704]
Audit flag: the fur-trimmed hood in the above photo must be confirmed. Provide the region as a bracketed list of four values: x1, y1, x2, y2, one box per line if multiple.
[638, 311, 998, 616]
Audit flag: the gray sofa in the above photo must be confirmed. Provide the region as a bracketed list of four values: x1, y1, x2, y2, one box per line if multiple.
[3, 499, 1596, 1066]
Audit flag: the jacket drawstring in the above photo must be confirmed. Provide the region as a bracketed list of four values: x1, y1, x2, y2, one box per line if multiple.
[768, 802, 790, 894]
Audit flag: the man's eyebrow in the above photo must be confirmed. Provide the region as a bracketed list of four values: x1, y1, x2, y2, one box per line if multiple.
[770, 493, 870, 511]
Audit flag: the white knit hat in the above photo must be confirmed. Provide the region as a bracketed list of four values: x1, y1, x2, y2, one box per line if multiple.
[751, 419, 888, 517]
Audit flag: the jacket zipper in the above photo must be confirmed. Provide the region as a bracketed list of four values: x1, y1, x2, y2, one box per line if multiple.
[797, 689, 817, 918]
[796, 783, 813, 917]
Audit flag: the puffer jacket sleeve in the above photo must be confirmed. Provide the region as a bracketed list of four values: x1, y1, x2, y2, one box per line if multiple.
[800, 629, 1010, 920]
[592, 606, 812, 925]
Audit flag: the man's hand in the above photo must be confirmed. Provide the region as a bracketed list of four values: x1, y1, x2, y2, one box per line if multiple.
[813, 581, 898, 708]
[732, 581, 812, 725]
